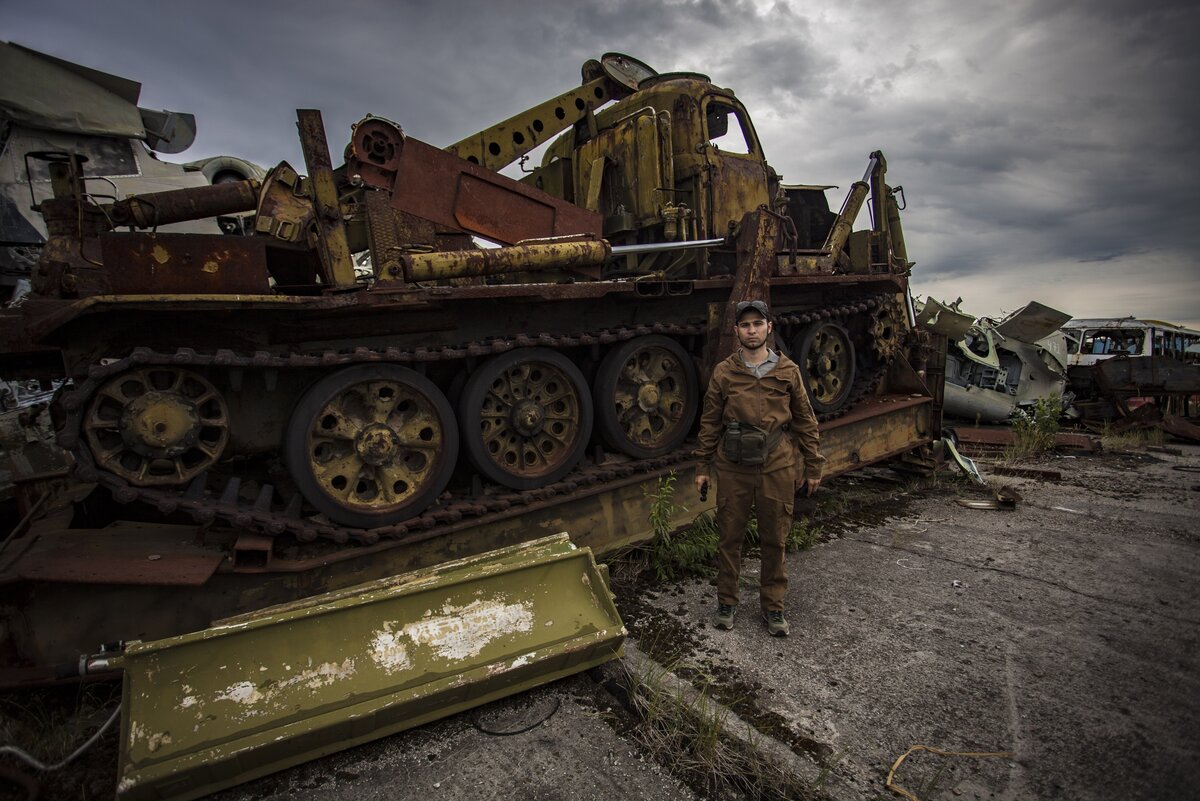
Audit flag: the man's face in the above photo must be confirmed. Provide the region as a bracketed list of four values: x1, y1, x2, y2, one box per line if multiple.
[735, 313, 772, 350]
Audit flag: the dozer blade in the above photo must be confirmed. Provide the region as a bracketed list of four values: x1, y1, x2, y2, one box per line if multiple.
[115, 533, 624, 801]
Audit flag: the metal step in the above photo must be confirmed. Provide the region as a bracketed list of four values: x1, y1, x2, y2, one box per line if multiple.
[114, 533, 624, 801]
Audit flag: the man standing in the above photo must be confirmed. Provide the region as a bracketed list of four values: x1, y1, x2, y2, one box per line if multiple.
[694, 300, 824, 636]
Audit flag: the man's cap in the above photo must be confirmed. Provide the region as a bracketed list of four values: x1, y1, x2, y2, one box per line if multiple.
[735, 299, 770, 321]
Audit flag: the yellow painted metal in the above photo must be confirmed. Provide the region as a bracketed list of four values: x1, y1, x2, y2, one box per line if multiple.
[115, 534, 624, 801]
[824, 181, 869, 258]
[819, 397, 936, 477]
[297, 109, 357, 288]
[447, 75, 622, 171]
[397, 240, 610, 282]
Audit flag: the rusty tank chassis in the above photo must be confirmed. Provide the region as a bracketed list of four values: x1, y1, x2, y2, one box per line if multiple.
[46, 275, 901, 544]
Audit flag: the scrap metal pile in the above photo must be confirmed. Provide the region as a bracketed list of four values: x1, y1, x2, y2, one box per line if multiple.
[0, 49, 944, 799]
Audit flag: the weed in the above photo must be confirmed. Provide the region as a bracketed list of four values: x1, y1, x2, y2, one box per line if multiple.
[787, 517, 822, 551]
[1005, 394, 1063, 459]
[1100, 424, 1165, 451]
[638, 474, 718, 581]
[622, 660, 818, 800]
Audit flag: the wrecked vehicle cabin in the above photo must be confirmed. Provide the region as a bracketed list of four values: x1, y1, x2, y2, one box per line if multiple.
[0, 51, 944, 799]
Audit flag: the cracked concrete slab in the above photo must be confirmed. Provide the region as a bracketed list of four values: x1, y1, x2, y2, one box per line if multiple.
[638, 444, 1200, 800]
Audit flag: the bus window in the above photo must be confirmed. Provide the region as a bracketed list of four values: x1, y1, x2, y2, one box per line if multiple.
[1081, 329, 1144, 356]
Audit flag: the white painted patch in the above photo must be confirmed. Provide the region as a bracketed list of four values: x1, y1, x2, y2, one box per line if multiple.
[146, 731, 172, 753]
[128, 721, 147, 749]
[370, 626, 412, 672]
[179, 695, 197, 709]
[218, 681, 263, 705]
[117, 776, 136, 795]
[279, 658, 356, 691]
[403, 598, 534, 660]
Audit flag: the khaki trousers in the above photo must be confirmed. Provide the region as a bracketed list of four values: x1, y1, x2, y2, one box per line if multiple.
[714, 466, 794, 612]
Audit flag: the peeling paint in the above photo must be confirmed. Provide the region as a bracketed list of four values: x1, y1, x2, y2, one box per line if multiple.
[370, 626, 412, 673]
[147, 731, 172, 753]
[213, 659, 357, 719]
[280, 658, 356, 692]
[151, 245, 170, 264]
[128, 721, 148, 749]
[179, 695, 197, 709]
[404, 598, 534, 660]
[218, 681, 264, 705]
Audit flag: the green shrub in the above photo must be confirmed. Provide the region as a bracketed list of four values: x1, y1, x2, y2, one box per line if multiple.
[1007, 393, 1062, 458]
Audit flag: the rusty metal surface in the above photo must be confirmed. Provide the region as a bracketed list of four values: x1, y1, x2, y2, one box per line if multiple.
[107, 180, 259, 229]
[950, 427, 1100, 453]
[712, 209, 780, 365]
[99, 233, 272, 294]
[1163, 414, 1200, 443]
[347, 119, 602, 246]
[1095, 355, 1200, 394]
[816, 394, 936, 478]
[11, 522, 221, 585]
[0, 462, 695, 673]
[949, 427, 1017, 446]
[392, 239, 610, 283]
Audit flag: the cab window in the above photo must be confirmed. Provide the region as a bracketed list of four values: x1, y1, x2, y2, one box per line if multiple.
[704, 101, 753, 155]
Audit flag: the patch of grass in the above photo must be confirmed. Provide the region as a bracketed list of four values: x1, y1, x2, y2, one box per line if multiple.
[622, 659, 819, 801]
[1005, 394, 1063, 460]
[1100, 423, 1165, 451]
[787, 517, 823, 551]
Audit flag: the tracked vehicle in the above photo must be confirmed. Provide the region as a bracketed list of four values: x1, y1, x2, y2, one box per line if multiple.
[0, 54, 942, 682]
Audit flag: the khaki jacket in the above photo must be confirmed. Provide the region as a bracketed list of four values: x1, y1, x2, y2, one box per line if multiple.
[695, 350, 825, 480]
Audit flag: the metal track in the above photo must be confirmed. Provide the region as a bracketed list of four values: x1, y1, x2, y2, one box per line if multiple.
[56, 296, 894, 546]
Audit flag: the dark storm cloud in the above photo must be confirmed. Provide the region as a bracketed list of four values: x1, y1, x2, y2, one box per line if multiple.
[4, 0, 1197, 324]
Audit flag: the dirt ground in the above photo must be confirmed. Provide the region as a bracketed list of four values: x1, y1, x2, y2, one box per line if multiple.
[2, 440, 1197, 800]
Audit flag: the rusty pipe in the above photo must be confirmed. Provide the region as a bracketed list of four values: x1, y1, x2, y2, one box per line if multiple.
[107, 180, 261, 229]
[395, 239, 612, 282]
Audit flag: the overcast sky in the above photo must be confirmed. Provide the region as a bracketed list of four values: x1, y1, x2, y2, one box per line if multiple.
[5, 0, 1198, 327]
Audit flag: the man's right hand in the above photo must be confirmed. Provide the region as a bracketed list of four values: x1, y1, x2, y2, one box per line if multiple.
[695, 475, 710, 495]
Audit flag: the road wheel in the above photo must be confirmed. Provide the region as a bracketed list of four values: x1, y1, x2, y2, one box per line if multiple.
[84, 367, 228, 485]
[593, 335, 697, 458]
[460, 348, 592, 490]
[283, 364, 457, 528]
[794, 321, 856, 414]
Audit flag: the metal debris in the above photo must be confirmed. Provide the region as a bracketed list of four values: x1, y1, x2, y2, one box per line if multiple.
[943, 434, 985, 485]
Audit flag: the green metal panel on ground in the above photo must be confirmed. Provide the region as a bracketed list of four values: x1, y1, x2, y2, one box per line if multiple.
[115, 534, 624, 801]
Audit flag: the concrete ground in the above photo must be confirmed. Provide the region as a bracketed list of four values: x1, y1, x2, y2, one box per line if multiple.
[211, 675, 697, 801]
[638, 442, 1200, 800]
[5, 442, 1196, 800]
